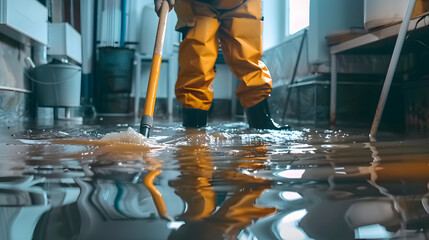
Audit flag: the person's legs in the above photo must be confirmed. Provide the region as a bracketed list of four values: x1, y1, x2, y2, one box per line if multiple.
[218, 0, 271, 110]
[218, 0, 289, 130]
[175, 2, 220, 128]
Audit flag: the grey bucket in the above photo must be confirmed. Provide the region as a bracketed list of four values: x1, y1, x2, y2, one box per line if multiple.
[32, 63, 82, 107]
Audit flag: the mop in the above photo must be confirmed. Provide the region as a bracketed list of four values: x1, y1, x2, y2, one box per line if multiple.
[140, 1, 170, 138]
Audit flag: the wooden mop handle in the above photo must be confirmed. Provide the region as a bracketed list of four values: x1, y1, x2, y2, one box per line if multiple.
[140, 1, 169, 137]
[143, 1, 169, 117]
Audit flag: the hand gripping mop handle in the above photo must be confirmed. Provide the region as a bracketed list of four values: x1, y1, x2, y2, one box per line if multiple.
[140, 1, 169, 137]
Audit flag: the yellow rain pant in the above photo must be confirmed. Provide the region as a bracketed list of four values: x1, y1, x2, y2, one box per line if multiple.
[175, 0, 272, 110]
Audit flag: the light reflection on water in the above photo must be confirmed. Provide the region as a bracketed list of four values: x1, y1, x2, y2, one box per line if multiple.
[0, 122, 428, 240]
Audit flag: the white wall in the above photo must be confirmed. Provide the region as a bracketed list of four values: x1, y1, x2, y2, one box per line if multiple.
[262, 0, 286, 50]
[309, 0, 363, 64]
[262, 0, 364, 66]
[127, 0, 151, 44]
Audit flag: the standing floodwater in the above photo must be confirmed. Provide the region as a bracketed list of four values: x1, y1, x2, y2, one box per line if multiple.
[0, 122, 428, 240]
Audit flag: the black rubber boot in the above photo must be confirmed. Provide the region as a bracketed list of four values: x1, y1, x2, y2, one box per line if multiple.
[245, 99, 290, 130]
[182, 108, 208, 128]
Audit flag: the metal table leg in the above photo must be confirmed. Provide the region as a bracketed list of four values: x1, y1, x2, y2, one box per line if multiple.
[134, 53, 142, 118]
[167, 57, 175, 119]
[65, 107, 71, 119]
[370, 0, 416, 138]
[330, 53, 337, 127]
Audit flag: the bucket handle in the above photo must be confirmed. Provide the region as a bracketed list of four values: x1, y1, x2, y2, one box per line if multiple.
[25, 69, 81, 85]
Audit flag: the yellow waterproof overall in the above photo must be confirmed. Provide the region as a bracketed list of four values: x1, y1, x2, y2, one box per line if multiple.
[174, 0, 272, 110]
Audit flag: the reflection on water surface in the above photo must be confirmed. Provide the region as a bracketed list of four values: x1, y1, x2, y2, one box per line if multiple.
[0, 122, 428, 240]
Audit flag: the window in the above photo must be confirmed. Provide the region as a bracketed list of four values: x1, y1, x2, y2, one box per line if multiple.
[287, 0, 310, 35]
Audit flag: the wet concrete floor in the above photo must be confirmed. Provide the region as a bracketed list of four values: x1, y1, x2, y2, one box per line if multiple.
[0, 120, 428, 240]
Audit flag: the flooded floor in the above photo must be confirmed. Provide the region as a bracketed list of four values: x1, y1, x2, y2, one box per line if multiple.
[0, 120, 429, 240]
